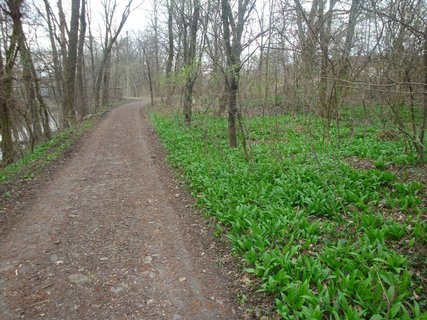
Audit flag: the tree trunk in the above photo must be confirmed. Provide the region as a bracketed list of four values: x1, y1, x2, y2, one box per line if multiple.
[0, 95, 14, 165]
[43, 0, 63, 104]
[166, 0, 174, 79]
[0, 42, 17, 165]
[7, 0, 51, 147]
[94, 0, 133, 109]
[101, 52, 112, 106]
[152, 0, 160, 77]
[217, 81, 228, 117]
[263, 0, 273, 107]
[294, 0, 320, 74]
[228, 77, 239, 147]
[336, 0, 359, 105]
[318, 0, 337, 138]
[221, 0, 253, 147]
[57, 0, 69, 80]
[419, 26, 427, 164]
[146, 55, 154, 106]
[63, 0, 81, 127]
[183, 80, 194, 125]
[183, 0, 200, 125]
[76, 0, 87, 119]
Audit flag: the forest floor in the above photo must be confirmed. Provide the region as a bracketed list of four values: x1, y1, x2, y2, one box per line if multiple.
[0, 100, 243, 319]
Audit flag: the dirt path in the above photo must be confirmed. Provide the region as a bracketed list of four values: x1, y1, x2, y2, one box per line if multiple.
[0, 101, 240, 319]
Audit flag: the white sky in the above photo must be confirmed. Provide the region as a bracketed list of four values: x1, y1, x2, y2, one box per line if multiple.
[28, 0, 152, 47]
[89, 0, 152, 35]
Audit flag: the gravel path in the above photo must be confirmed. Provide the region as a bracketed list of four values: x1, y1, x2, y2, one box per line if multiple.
[0, 101, 239, 319]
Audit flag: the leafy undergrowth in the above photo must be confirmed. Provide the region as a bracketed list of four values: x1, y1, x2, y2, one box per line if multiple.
[0, 117, 95, 185]
[151, 112, 426, 319]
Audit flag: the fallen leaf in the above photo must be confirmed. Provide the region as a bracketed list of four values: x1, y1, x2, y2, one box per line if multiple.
[143, 256, 153, 264]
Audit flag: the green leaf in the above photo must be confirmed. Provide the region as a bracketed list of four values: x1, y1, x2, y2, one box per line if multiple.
[386, 285, 395, 301]
[390, 302, 402, 318]
[244, 268, 257, 274]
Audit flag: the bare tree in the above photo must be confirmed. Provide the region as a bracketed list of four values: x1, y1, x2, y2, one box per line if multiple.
[221, 0, 256, 147]
[0, 9, 18, 165]
[358, 0, 427, 164]
[5, 0, 51, 146]
[165, 0, 174, 79]
[62, 0, 80, 127]
[182, 0, 201, 125]
[76, 0, 87, 119]
[142, 45, 154, 106]
[94, 0, 134, 109]
[42, 0, 63, 105]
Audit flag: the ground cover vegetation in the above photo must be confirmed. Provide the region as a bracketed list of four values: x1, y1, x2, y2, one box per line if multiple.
[144, 1, 426, 316]
[0, 115, 94, 185]
[0, 0, 134, 167]
[1, 0, 426, 318]
[151, 107, 426, 319]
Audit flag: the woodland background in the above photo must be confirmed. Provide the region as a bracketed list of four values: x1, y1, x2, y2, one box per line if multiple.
[0, 0, 426, 165]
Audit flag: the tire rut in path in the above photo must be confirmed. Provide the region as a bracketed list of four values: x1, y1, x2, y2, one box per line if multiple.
[0, 101, 239, 319]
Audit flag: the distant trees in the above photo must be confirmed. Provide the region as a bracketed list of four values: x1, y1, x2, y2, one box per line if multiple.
[0, 0, 135, 166]
[63, 0, 80, 127]
[221, 0, 255, 147]
[0, 7, 16, 164]
[362, 0, 427, 164]
[0, 0, 51, 164]
[94, 0, 134, 109]
[130, 0, 426, 162]
[181, 0, 200, 125]
[1, 0, 426, 165]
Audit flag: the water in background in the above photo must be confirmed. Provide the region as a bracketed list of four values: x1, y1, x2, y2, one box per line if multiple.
[0, 101, 60, 162]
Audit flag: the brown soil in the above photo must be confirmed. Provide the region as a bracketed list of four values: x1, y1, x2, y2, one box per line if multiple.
[345, 156, 376, 171]
[0, 100, 243, 319]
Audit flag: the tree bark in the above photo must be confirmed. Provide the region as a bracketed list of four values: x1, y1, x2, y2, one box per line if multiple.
[221, 0, 254, 147]
[294, 0, 320, 73]
[57, 0, 69, 77]
[143, 47, 154, 106]
[0, 35, 18, 165]
[43, 0, 63, 104]
[227, 76, 239, 147]
[183, 0, 200, 125]
[419, 25, 427, 164]
[94, 0, 133, 109]
[7, 0, 51, 147]
[63, 0, 81, 127]
[76, 0, 87, 119]
[318, 0, 337, 136]
[101, 52, 112, 106]
[166, 0, 174, 79]
[152, 0, 160, 77]
[337, 0, 359, 95]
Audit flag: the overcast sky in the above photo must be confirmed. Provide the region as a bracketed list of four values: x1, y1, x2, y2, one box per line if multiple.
[28, 0, 152, 47]
[89, 0, 151, 35]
